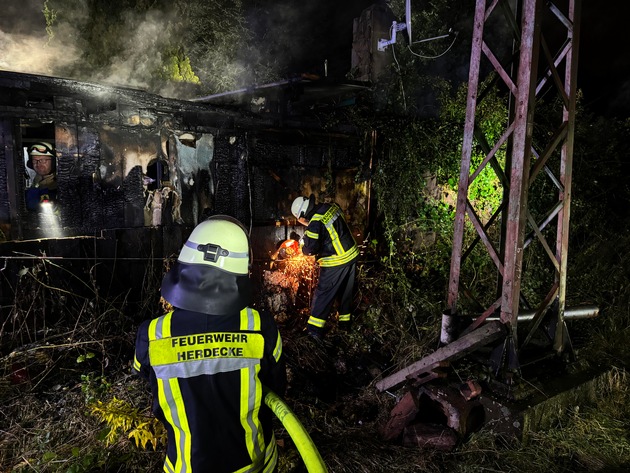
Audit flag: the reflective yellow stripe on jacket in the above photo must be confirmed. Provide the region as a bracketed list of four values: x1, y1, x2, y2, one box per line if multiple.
[310, 204, 358, 267]
[147, 312, 193, 472]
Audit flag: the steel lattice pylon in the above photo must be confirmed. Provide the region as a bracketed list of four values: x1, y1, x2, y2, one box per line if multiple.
[445, 0, 581, 374]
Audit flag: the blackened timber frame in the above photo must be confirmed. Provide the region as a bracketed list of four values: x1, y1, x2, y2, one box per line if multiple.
[0, 119, 22, 240]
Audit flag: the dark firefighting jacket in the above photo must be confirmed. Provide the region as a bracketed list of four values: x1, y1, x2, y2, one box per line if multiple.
[133, 306, 286, 473]
[302, 202, 358, 267]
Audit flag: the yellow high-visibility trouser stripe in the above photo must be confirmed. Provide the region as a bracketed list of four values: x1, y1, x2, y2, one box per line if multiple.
[272, 331, 282, 363]
[308, 315, 326, 328]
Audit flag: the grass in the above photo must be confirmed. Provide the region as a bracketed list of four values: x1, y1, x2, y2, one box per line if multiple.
[2, 257, 630, 472]
[449, 367, 630, 472]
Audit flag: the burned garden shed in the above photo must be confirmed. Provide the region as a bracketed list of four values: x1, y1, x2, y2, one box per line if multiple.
[0, 70, 372, 310]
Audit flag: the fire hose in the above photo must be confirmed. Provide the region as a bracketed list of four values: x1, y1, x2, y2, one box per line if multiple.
[264, 389, 328, 473]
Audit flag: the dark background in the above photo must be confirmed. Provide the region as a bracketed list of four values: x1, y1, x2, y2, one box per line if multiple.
[291, 1, 630, 118]
[577, 2, 630, 116]
[1, 1, 628, 116]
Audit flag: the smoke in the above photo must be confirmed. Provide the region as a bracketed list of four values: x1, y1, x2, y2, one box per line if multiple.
[0, 0, 372, 97]
[0, 0, 47, 35]
[0, 0, 79, 76]
[0, 29, 78, 75]
[86, 9, 175, 91]
[0, 0, 188, 95]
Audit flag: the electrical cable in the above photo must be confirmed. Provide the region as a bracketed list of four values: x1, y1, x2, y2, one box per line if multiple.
[389, 26, 408, 111]
[407, 31, 459, 59]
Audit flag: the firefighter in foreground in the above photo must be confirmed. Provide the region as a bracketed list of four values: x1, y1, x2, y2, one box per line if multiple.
[291, 194, 359, 339]
[133, 215, 286, 473]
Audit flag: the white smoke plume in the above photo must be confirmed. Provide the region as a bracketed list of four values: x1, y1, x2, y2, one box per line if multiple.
[0, 29, 78, 75]
[0, 0, 372, 98]
[86, 9, 175, 92]
[0, 0, 79, 76]
[0, 1, 198, 96]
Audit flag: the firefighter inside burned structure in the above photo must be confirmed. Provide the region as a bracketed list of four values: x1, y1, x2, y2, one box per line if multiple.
[291, 194, 359, 339]
[133, 215, 286, 473]
[25, 142, 58, 211]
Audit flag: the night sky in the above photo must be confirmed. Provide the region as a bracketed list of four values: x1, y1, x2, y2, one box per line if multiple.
[0, 1, 628, 117]
[578, 2, 630, 116]
[266, 0, 630, 117]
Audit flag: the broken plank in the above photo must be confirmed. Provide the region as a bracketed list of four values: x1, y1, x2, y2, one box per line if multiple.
[407, 361, 449, 387]
[375, 320, 506, 392]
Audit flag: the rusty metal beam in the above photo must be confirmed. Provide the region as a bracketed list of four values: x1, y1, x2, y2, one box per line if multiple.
[500, 0, 541, 335]
[555, 0, 581, 353]
[447, 0, 487, 313]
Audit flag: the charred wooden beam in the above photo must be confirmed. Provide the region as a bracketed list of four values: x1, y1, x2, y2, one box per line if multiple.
[406, 361, 449, 388]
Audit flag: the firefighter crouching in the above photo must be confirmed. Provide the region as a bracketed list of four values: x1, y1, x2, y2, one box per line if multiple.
[133, 215, 286, 473]
[291, 195, 359, 339]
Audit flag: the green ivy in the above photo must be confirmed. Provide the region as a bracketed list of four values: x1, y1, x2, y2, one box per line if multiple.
[159, 48, 201, 84]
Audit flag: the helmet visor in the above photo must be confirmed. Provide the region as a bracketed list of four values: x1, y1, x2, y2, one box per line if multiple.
[28, 143, 55, 156]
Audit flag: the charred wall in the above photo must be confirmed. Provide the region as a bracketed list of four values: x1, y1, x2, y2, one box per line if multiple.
[246, 132, 370, 273]
[0, 120, 10, 237]
[0, 71, 372, 313]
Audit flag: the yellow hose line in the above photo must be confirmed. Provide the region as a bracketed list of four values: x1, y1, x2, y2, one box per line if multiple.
[264, 389, 328, 473]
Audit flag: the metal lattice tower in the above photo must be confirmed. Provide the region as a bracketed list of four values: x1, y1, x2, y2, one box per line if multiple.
[445, 0, 581, 374]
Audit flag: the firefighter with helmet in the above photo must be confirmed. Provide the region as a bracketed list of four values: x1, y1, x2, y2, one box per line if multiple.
[133, 215, 286, 473]
[25, 141, 57, 210]
[291, 194, 359, 339]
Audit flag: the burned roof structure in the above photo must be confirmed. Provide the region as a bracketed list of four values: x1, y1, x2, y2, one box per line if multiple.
[191, 74, 369, 119]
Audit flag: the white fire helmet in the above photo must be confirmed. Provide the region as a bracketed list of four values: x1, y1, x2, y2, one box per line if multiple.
[28, 142, 55, 157]
[291, 196, 309, 219]
[177, 215, 250, 274]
